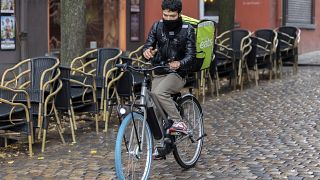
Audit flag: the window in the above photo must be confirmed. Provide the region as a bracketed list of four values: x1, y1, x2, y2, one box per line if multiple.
[283, 0, 315, 29]
[49, 0, 106, 50]
[200, 0, 219, 22]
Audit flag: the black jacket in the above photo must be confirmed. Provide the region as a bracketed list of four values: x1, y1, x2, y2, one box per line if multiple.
[142, 20, 196, 77]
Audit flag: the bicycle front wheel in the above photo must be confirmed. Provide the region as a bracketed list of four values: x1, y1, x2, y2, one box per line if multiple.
[173, 95, 204, 169]
[115, 112, 153, 180]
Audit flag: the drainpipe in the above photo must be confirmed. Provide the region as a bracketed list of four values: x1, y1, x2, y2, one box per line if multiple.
[20, 0, 28, 59]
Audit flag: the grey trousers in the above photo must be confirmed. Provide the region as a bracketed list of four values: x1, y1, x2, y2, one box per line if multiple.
[151, 73, 186, 121]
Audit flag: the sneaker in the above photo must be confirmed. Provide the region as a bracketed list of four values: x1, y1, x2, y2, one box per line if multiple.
[168, 121, 188, 135]
[152, 147, 166, 160]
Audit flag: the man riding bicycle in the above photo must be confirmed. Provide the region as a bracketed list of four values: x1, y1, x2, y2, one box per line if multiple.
[142, 0, 196, 159]
[142, 0, 196, 137]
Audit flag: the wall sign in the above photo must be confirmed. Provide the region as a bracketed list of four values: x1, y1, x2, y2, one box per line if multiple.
[1, 0, 14, 13]
[0, 0, 15, 50]
[1, 15, 15, 50]
[130, 0, 140, 41]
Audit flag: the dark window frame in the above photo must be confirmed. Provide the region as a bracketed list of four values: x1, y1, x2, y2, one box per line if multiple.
[283, 0, 315, 29]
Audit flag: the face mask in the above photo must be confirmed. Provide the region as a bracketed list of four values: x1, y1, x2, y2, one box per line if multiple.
[163, 16, 182, 31]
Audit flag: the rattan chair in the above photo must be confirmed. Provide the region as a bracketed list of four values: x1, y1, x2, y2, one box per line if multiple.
[1, 57, 63, 153]
[214, 29, 252, 91]
[248, 29, 278, 86]
[70, 48, 122, 133]
[0, 86, 32, 156]
[276, 26, 301, 76]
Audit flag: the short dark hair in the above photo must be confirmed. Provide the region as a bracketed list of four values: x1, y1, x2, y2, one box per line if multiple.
[161, 0, 182, 13]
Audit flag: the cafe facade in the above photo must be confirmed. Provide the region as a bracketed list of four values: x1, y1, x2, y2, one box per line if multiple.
[0, 0, 319, 74]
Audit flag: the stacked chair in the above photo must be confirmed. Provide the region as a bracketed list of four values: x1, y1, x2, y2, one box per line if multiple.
[276, 26, 301, 76]
[0, 85, 32, 156]
[0, 57, 63, 154]
[55, 48, 122, 142]
[214, 29, 252, 91]
[247, 29, 278, 86]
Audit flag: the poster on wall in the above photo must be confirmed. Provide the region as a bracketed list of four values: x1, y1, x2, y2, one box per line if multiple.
[130, 13, 140, 41]
[1, 16, 15, 50]
[130, 0, 140, 41]
[1, 0, 14, 13]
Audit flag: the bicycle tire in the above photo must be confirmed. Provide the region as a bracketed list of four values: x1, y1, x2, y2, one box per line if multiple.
[173, 95, 204, 169]
[115, 112, 153, 180]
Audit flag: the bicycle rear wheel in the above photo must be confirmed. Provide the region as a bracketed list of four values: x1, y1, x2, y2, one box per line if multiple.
[173, 95, 204, 169]
[115, 112, 153, 180]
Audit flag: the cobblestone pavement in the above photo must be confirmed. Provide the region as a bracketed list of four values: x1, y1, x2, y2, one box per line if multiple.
[1, 66, 320, 179]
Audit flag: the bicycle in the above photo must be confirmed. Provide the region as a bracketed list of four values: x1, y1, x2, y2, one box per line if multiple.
[114, 61, 206, 179]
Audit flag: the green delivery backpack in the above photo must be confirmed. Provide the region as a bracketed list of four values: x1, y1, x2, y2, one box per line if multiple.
[182, 15, 216, 72]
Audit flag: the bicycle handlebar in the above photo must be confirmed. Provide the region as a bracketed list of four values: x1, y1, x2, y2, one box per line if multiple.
[116, 63, 170, 73]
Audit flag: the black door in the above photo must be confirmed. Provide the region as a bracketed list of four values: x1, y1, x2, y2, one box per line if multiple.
[126, 0, 144, 51]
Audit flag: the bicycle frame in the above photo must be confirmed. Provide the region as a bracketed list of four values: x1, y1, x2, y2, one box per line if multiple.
[131, 70, 171, 152]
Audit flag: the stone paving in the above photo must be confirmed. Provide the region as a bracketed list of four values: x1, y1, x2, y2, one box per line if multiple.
[1, 64, 320, 179]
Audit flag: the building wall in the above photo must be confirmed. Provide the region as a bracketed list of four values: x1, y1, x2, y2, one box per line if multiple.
[235, 0, 274, 31]
[235, 0, 320, 54]
[144, 0, 199, 39]
[0, 0, 21, 75]
[27, 0, 49, 57]
[0, 0, 49, 76]
[298, 1, 320, 53]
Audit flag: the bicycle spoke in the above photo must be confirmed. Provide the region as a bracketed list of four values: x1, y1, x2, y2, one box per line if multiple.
[173, 96, 204, 169]
[115, 113, 152, 179]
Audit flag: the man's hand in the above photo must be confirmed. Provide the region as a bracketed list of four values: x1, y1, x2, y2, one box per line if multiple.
[143, 47, 158, 60]
[169, 61, 181, 70]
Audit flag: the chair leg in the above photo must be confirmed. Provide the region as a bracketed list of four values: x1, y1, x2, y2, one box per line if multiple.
[269, 69, 272, 82]
[41, 115, 49, 153]
[232, 73, 237, 90]
[278, 58, 283, 79]
[53, 107, 65, 144]
[41, 129, 47, 153]
[207, 70, 214, 98]
[108, 105, 114, 122]
[4, 137, 7, 147]
[238, 60, 242, 85]
[245, 63, 251, 85]
[255, 66, 259, 87]
[201, 70, 205, 103]
[70, 100, 77, 130]
[215, 71, 220, 90]
[28, 134, 33, 157]
[95, 113, 99, 134]
[37, 105, 42, 127]
[294, 54, 298, 75]
[104, 99, 109, 132]
[30, 120, 34, 144]
[26, 113, 34, 157]
[37, 115, 43, 140]
[68, 109, 76, 143]
[195, 72, 200, 99]
[273, 60, 277, 79]
[214, 72, 220, 97]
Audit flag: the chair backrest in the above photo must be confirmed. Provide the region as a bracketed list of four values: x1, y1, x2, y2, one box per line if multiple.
[55, 66, 71, 110]
[255, 29, 275, 44]
[116, 71, 134, 98]
[96, 48, 122, 77]
[30, 57, 59, 90]
[246, 36, 257, 68]
[278, 26, 298, 38]
[277, 26, 300, 47]
[231, 29, 251, 52]
[128, 45, 143, 60]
